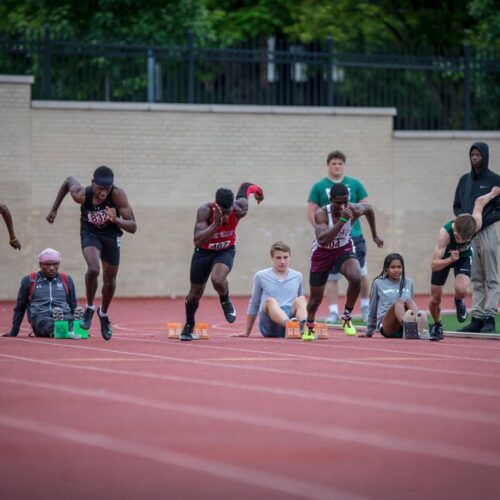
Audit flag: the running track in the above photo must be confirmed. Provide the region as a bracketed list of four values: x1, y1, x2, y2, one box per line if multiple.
[1, 297, 499, 499]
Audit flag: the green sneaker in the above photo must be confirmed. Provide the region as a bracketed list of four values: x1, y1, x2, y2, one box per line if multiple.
[342, 317, 357, 336]
[302, 325, 316, 342]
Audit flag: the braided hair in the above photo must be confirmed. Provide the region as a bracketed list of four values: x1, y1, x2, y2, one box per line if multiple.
[373, 253, 406, 297]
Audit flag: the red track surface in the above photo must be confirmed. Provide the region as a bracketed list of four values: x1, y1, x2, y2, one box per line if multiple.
[1, 296, 499, 499]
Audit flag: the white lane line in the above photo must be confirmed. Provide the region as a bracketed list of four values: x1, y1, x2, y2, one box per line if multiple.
[117, 336, 500, 380]
[1, 378, 500, 470]
[1, 353, 500, 426]
[3, 344, 499, 399]
[0, 414, 365, 500]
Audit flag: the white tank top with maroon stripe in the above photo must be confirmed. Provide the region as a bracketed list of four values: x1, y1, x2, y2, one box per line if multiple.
[317, 205, 352, 249]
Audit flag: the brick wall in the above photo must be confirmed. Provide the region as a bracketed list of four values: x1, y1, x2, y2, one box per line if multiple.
[1, 76, 499, 300]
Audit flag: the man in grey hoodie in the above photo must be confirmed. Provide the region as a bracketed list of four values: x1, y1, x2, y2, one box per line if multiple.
[454, 142, 500, 333]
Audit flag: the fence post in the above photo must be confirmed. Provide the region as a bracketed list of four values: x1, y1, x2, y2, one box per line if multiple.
[147, 49, 155, 102]
[187, 31, 195, 103]
[326, 36, 334, 106]
[43, 24, 52, 99]
[463, 43, 471, 130]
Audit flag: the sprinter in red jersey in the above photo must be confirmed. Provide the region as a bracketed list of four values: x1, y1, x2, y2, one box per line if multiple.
[181, 183, 264, 341]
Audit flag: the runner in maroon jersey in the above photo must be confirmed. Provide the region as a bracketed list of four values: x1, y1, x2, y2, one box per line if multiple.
[181, 183, 264, 341]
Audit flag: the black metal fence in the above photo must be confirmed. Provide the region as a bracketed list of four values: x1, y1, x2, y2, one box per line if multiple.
[1, 27, 499, 130]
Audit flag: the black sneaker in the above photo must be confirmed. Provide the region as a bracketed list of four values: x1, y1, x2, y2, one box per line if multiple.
[429, 323, 443, 341]
[454, 297, 467, 323]
[98, 307, 112, 341]
[457, 316, 484, 333]
[221, 297, 236, 323]
[180, 324, 195, 341]
[80, 307, 95, 330]
[480, 316, 497, 334]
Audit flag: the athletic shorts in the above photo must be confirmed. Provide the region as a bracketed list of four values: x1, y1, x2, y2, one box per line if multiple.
[81, 230, 122, 266]
[190, 246, 236, 285]
[379, 322, 403, 339]
[329, 235, 367, 281]
[259, 306, 293, 338]
[310, 243, 358, 287]
[431, 255, 472, 286]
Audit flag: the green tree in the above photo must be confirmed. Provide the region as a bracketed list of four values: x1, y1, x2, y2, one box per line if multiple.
[0, 0, 212, 44]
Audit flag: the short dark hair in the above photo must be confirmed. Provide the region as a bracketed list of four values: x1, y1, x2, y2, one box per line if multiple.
[330, 183, 349, 199]
[454, 214, 477, 241]
[270, 241, 291, 256]
[93, 165, 114, 179]
[326, 150, 346, 164]
[215, 188, 234, 210]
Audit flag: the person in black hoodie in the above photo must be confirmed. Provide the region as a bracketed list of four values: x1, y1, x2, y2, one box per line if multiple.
[453, 142, 500, 333]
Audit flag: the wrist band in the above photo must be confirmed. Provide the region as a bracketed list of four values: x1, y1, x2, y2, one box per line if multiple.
[10, 237, 18, 243]
[340, 217, 349, 223]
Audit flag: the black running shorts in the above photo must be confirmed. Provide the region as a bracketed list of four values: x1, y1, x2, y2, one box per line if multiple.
[190, 246, 236, 285]
[431, 255, 471, 286]
[81, 230, 122, 266]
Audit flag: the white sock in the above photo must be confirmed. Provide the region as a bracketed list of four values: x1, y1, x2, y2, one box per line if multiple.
[86, 304, 95, 310]
[329, 304, 339, 314]
[98, 307, 108, 317]
[361, 298, 369, 308]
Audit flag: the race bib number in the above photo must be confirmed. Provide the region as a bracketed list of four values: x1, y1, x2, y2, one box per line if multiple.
[87, 209, 110, 227]
[208, 241, 230, 250]
[326, 239, 340, 249]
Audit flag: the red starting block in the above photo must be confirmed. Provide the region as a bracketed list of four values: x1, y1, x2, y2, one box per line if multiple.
[167, 322, 209, 340]
[285, 321, 329, 339]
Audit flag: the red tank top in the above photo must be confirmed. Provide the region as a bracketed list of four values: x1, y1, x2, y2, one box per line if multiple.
[200, 205, 239, 251]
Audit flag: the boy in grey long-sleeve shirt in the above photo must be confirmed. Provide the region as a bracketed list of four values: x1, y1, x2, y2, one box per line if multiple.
[232, 241, 307, 338]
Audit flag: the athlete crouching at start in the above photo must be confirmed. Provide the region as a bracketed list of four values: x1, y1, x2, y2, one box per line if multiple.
[181, 182, 264, 341]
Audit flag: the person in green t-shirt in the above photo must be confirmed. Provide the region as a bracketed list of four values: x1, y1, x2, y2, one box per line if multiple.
[307, 150, 372, 324]
[428, 186, 500, 341]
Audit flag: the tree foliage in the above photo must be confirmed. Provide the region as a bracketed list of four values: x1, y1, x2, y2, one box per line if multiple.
[0, 0, 497, 51]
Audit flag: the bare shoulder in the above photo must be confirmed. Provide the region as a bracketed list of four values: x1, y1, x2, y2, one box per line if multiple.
[314, 206, 328, 223]
[111, 185, 130, 205]
[197, 203, 212, 221]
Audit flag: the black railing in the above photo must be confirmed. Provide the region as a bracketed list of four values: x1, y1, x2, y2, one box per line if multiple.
[1, 27, 499, 130]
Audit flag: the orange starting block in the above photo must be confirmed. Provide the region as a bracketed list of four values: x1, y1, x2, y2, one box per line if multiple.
[167, 322, 209, 340]
[285, 321, 329, 340]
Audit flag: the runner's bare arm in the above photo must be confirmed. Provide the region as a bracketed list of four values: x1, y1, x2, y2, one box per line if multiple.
[471, 186, 500, 230]
[431, 228, 456, 272]
[46, 176, 85, 223]
[108, 188, 137, 234]
[193, 204, 220, 247]
[0, 203, 21, 249]
[351, 203, 384, 248]
[233, 182, 264, 219]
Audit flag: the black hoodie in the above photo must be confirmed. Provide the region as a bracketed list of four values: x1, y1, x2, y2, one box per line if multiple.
[453, 142, 500, 230]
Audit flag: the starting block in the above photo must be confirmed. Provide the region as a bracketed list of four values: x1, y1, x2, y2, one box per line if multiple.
[167, 322, 209, 340]
[285, 320, 301, 339]
[402, 310, 428, 339]
[53, 320, 89, 339]
[315, 323, 329, 340]
[285, 321, 329, 339]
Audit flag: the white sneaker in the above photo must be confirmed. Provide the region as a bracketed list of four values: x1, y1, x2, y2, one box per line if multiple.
[325, 311, 340, 324]
[361, 305, 369, 324]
